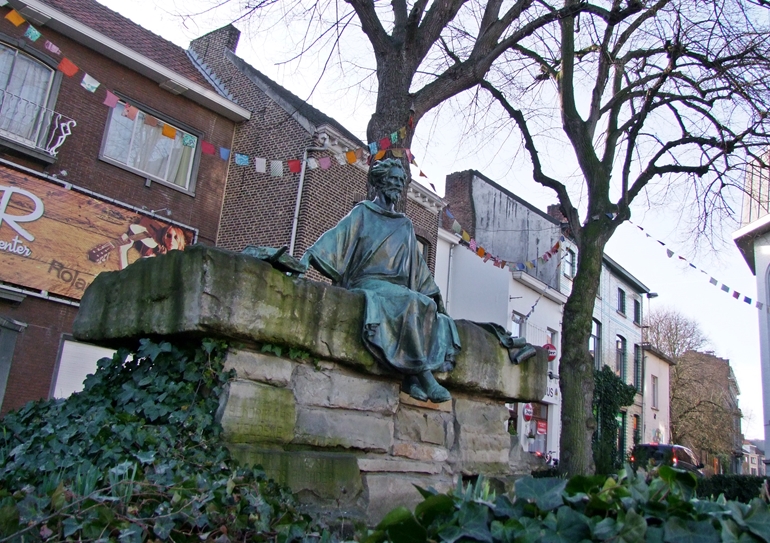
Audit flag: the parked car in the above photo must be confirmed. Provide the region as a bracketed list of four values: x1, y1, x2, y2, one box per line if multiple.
[630, 444, 705, 476]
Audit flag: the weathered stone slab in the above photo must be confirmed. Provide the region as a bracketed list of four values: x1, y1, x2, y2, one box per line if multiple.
[227, 446, 364, 507]
[72, 246, 548, 401]
[398, 392, 453, 412]
[453, 398, 508, 435]
[224, 349, 296, 387]
[394, 406, 449, 446]
[392, 441, 449, 462]
[365, 474, 453, 524]
[293, 365, 399, 414]
[216, 380, 295, 444]
[293, 407, 393, 452]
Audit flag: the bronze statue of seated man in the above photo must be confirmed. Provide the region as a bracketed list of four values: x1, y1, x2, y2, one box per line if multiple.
[299, 159, 461, 403]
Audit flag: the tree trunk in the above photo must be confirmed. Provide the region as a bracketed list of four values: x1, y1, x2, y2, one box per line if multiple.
[558, 221, 612, 476]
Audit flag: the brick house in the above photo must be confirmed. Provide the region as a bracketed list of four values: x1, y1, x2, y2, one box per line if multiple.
[0, 0, 248, 414]
[187, 25, 444, 273]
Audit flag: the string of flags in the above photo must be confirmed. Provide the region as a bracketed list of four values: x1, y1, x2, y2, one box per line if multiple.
[2, 7, 431, 178]
[444, 206, 565, 273]
[626, 219, 765, 312]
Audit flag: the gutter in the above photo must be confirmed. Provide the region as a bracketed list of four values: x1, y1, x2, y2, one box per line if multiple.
[288, 135, 333, 255]
[8, 0, 251, 122]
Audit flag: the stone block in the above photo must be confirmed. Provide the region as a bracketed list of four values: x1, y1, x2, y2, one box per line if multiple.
[392, 440, 449, 462]
[398, 392, 453, 412]
[294, 407, 393, 452]
[394, 406, 448, 446]
[216, 380, 296, 444]
[454, 398, 508, 435]
[365, 474, 453, 524]
[224, 349, 296, 387]
[293, 365, 399, 414]
[227, 446, 364, 507]
[456, 432, 511, 474]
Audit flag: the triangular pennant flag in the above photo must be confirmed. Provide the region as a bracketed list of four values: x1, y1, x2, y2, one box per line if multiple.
[57, 57, 79, 77]
[161, 123, 177, 139]
[720, 284, 730, 292]
[666, 249, 674, 258]
[288, 159, 302, 173]
[709, 277, 718, 285]
[80, 72, 100, 92]
[270, 160, 283, 177]
[307, 157, 319, 170]
[689, 263, 696, 269]
[678, 255, 687, 261]
[103, 90, 119, 108]
[254, 157, 266, 173]
[44, 40, 61, 55]
[318, 156, 332, 170]
[5, 10, 25, 26]
[452, 220, 461, 234]
[657, 240, 665, 246]
[201, 140, 216, 155]
[419, 170, 427, 178]
[234, 153, 249, 166]
[24, 25, 41, 42]
[500, 261, 507, 268]
[345, 150, 357, 164]
[219, 147, 231, 161]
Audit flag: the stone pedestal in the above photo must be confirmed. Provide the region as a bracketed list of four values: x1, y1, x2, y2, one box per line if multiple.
[73, 245, 548, 523]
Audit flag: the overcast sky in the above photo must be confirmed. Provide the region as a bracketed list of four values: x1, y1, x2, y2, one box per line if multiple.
[95, 0, 765, 440]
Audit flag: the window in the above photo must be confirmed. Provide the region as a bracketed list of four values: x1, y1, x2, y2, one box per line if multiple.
[415, 236, 430, 261]
[651, 375, 659, 409]
[752, 456, 757, 464]
[617, 288, 626, 314]
[617, 412, 627, 463]
[632, 414, 641, 445]
[564, 249, 576, 278]
[633, 299, 641, 325]
[0, 41, 61, 152]
[589, 319, 602, 369]
[633, 344, 642, 391]
[615, 335, 627, 379]
[547, 328, 558, 372]
[101, 100, 200, 192]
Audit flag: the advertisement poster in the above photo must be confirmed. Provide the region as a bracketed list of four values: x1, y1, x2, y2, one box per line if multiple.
[0, 165, 196, 300]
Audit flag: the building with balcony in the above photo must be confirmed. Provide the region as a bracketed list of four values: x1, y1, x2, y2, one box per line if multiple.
[0, 0, 249, 414]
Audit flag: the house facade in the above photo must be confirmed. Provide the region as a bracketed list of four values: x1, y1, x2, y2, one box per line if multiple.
[742, 440, 765, 476]
[0, 0, 248, 413]
[641, 344, 675, 444]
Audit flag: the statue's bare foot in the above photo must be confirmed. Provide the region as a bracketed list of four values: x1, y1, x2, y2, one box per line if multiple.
[402, 375, 428, 401]
[418, 371, 451, 403]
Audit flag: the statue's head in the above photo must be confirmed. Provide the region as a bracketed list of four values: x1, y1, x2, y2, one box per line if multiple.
[369, 159, 406, 209]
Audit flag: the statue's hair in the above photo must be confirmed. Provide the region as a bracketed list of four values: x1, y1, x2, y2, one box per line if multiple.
[368, 158, 405, 189]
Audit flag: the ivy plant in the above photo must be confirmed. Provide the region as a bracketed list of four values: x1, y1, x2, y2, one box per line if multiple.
[593, 365, 638, 475]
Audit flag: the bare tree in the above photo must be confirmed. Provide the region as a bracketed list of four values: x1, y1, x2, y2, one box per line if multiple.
[646, 307, 708, 361]
[479, 0, 770, 475]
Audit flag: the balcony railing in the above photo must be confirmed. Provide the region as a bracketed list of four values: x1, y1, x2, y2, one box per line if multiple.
[0, 89, 76, 157]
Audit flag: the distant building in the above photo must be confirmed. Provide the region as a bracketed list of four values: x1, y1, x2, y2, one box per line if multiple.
[742, 441, 765, 476]
[641, 344, 675, 445]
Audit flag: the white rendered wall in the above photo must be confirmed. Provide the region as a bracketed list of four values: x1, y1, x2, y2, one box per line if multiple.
[751, 232, 770, 454]
[643, 350, 672, 444]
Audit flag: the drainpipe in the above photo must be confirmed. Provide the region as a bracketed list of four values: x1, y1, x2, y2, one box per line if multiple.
[445, 243, 455, 313]
[289, 135, 332, 256]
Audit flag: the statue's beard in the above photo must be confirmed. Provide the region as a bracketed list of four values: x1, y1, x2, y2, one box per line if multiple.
[384, 189, 401, 204]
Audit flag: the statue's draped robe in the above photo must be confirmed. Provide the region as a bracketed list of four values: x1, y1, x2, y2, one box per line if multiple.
[302, 200, 460, 375]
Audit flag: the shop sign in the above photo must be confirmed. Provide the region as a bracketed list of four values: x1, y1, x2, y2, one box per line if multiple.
[536, 420, 547, 435]
[0, 166, 196, 300]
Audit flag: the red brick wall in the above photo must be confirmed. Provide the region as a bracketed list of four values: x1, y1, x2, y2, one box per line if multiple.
[443, 170, 476, 240]
[0, 297, 78, 415]
[0, 8, 236, 412]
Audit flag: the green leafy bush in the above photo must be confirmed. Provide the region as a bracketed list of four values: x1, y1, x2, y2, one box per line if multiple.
[697, 474, 767, 503]
[366, 467, 770, 543]
[0, 338, 331, 542]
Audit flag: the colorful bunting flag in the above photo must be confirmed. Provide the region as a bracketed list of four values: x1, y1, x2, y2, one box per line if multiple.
[144, 115, 159, 127]
[368, 142, 378, 155]
[732, 291, 740, 299]
[757, 302, 764, 310]
[103, 90, 119, 108]
[334, 153, 347, 165]
[201, 140, 216, 155]
[79, 73, 100, 92]
[254, 157, 266, 173]
[461, 231, 470, 242]
[721, 284, 730, 293]
[709, 277, 718, 285]
[161, 123, 176, 139]
[318, 156, 332, 170]
[219, 147, 230, 161]
[270, 160, 283, 177]
[44, 40, 61, 55]
[476, 247, 485, 257]
[469, 239, 477, 251]
[122, 104, 138, 121]
[5, 10, 25, 26]
[355, 148, 364, 162]
[379, 137, 391, 150]
[288, 159, 302, 173]
[234, 153, 249, 166]
[307, 157, 319, 170]
[451, 220, 461, 234]
[399, 127, 407, 139]
[390, 132, 398, 144]
[345, 150, 357, 164]
[391, 149, 403, 158]
[744, 296, 752, 304]
[24, 25, 41, 42]
[57, 57, 79, 77]
[419, 170, 427, 178]
[374, 150, 386, 160]
[666, 249, 674, 258]
[182, 134, 196, 148]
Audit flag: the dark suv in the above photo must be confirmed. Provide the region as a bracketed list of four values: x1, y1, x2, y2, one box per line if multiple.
[630, 444, 705, 476]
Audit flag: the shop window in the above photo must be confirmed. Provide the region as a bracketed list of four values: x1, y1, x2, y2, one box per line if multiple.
[51, 339, 115, 399]
[101, 100, 200, 193]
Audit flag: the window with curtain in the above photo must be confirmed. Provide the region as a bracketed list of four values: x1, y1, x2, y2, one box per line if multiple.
[0, 42, 54, 146]
[101, 101, 198, 190]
